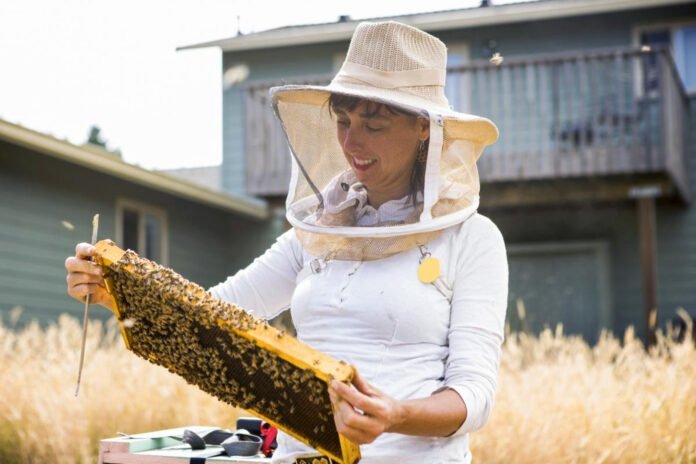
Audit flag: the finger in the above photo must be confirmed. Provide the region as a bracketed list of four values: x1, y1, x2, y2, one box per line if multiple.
[332, 379, 381, 415]
[334, 421, 377, 445]
[352, 367, 378, 396]
[331, 391, 382, 444]
[65, 256, 102, 276]
[328, 381, 350, 417]
[67, 271, 103, 288]
[328, 382, 338, 405]
[336, 400, 381, 432]
[65, 272, 104, 286]
[71, 283, 103, 299]
[75, 242, 96, 259]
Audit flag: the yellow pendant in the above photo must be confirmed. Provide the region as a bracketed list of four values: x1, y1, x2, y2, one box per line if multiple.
[417, 256, 441, 284]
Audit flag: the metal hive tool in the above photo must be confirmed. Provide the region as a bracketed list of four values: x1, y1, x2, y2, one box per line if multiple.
[94, 239, 361, 464]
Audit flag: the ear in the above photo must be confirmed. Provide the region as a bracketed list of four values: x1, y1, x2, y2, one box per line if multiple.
[417, 116, 430, 140]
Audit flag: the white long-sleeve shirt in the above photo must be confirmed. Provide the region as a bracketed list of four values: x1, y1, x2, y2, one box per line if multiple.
[209, 211, 508, 463]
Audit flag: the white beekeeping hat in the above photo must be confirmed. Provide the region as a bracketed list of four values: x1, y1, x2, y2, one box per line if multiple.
[271, 21, 499, 260]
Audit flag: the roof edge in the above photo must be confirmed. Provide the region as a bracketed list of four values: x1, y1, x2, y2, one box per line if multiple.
[0, 120, 268, 220]
[177, 0, 693, 52]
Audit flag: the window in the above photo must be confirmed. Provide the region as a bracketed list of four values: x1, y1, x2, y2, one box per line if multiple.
[115, 199, 169, 265]
[673, 27, 696, 92]
[634, 22, 696, 95]
[445, 43, 471, 112]
[333, 53, 346, 73]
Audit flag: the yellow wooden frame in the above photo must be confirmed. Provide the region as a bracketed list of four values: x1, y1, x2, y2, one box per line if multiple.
[94, 239, 361, 464]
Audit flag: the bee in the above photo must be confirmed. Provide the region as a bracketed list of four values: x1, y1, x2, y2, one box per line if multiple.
[103, 247, 353, 455]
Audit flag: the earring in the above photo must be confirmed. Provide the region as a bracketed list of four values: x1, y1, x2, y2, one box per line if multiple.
[416, 140, 427, 163]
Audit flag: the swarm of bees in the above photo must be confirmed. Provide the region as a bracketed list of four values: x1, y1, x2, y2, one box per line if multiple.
[103, 250, 341, 457]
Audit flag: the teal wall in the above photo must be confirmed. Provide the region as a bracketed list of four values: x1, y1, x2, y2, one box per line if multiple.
[216, 3, 696, 341]
[483, 201, 642, 338]
[505, 241, 611, 344]
[483, 96, 695, 340]
[222, 86, 246, 196]
[220, 4, 695, 197]
[655, 97, 696, 327]
[0, 141, 280, 327]
[222, 42, 345, 196]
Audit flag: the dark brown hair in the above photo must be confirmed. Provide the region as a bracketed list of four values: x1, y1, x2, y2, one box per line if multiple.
[327, 94, 429, 207]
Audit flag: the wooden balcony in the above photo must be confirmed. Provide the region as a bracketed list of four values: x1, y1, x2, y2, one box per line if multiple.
[242, 46, 690, 205]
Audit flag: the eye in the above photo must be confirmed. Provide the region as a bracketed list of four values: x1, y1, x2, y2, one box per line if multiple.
[336, 119, 350, 127]
[365, 125, 383, 132]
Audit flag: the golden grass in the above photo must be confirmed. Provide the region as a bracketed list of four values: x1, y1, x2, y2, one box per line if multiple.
[472, 321, 696, 463]
[1, 314, 694, 463]
[0, 315, 245, 464]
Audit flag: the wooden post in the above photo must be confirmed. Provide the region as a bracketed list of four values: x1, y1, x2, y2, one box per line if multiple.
[635, 191, 659, 347]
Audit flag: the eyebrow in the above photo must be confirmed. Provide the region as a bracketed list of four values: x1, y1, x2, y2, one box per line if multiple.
[359, 112, 390, 120]
[333, 108, 390, 121]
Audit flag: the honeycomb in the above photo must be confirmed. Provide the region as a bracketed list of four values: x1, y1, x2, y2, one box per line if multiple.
[94, 240, 360, 464]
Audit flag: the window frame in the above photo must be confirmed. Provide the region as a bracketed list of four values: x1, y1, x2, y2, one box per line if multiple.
[632, 20, 696, 97]
[445, 42, 472, 113]
[506, 240, 613, 333]
[114, 198, 170, 266]
[333, 52, 346, 73]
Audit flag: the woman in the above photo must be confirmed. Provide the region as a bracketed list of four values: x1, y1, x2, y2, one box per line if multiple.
[66, 21, 508, 463]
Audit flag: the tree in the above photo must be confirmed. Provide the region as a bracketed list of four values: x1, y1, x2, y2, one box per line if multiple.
[87, 125, 107, 148]
[85, 125, 122, 157]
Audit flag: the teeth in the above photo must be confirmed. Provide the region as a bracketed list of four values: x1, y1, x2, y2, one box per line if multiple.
[354, 158, 376, 166]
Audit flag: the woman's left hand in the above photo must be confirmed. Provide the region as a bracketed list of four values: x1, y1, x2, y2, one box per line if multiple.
[328, 367, 405, 445]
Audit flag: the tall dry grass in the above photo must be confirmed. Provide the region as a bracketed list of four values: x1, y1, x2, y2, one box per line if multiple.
[0, 315, 245, 464]
[472, 317, 696, 463]
[1, 313, 694, 463]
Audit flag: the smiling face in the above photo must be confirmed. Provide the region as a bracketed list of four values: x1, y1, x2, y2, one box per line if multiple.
[330, 97, 429, 208]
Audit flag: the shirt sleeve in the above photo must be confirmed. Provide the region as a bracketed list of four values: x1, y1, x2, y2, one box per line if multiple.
[207, 229, 304, 320]
[436, 214, 509, 436]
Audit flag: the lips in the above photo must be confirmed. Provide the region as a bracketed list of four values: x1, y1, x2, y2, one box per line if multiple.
[351, 156, 376, 171]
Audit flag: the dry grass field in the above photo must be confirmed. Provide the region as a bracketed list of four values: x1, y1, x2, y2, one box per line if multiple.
[0, 311, 694, 464]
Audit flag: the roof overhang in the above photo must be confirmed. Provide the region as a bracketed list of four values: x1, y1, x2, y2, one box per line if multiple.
[0, 120, 268, 220]
[177, 0, 693, 52]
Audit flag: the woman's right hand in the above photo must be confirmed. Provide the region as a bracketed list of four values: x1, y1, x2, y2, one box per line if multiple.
[65, 243, 116, 312]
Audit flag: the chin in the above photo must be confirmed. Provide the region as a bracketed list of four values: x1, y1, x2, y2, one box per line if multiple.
[351, 170, 372, 185]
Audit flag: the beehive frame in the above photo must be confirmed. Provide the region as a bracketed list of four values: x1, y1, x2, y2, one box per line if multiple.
[94, 240, 361, 464]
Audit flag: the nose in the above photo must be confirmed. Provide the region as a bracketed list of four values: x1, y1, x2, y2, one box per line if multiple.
[341, 125, 364, 154]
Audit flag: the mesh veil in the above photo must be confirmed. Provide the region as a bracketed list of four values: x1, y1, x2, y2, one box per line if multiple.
[268, 22, 498, 261]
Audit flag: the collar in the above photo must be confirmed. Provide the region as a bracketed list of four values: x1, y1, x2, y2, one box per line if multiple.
[316, 170, 420, 227]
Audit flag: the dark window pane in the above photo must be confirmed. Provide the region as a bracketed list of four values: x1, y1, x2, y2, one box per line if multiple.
[640, 30, 671, 94]
[144, 214, 161, 262]
[641, 30, 671, 47]
[122, 209, 139, 252]
[677, 27, 696, 90]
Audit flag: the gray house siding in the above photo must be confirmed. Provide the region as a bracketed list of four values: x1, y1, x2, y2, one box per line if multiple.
[436, 6, 688, 57]
[655, 98, 696, 325]
[221, 4, 695, 197]
[215, 2, 695, 341]
[439, 5, 694, 168]
[484, 201, 642, 340]
[504, 240, 611, 343]
[484, 97, 695, 341]
[222, 86, 246, 196]
[222, 43, 343, 197]
[473, 5, 696, 341]
[0, 141, 277, 326]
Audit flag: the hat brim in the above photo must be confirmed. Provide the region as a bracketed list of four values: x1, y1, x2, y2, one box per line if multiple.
[270, 84, 499, 146]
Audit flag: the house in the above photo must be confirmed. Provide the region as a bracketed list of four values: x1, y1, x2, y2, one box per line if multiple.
[179, 0, 696, 344]
[160, 165, 223, 192]
[0, 119, 283, 326]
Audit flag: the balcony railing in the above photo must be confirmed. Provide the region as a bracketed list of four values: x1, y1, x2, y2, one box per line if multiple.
[242, 46, 689, 200]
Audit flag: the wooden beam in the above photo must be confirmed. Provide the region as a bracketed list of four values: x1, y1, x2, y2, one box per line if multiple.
[637, 196, 658, 347]
[480, 175, 677, 209]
